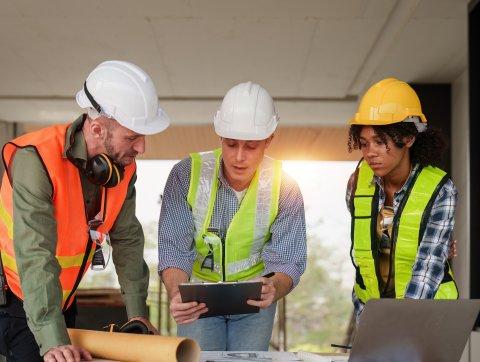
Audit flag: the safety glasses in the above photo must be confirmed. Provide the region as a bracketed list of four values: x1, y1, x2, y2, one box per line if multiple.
[88, 219, 111, 271]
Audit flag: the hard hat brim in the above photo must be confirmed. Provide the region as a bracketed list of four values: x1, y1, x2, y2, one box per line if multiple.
[214, 125, 277, 141]
[76, 89, 91, 109]
[348, 113, 427, 126]
[130, 109, 171, 135]
[76, 89, 170, 135]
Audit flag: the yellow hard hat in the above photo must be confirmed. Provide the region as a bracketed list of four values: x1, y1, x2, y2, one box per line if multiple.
[349, 78, 427, 126]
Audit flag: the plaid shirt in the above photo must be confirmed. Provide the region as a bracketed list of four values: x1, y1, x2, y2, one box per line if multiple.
[158, 156, 307, 287]
[346, 164, 457, 318]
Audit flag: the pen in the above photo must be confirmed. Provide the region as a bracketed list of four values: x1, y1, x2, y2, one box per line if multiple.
[330, 343, 352, 350]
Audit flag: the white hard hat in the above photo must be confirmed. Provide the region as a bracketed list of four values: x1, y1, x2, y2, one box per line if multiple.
[214, 81, 279, 140]
[76, 60, 170, 135]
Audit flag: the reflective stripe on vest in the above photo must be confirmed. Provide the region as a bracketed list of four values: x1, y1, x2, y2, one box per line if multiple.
[188, 149, 282, 282]
[351, 160, 458, 303]
[0, 123, 135, 309]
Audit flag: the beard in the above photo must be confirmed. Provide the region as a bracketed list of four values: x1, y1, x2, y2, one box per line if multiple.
[103, 134, 136, 167]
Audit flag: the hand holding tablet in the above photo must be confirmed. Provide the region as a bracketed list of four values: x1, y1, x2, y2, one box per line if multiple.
[179, 280, 263, 318]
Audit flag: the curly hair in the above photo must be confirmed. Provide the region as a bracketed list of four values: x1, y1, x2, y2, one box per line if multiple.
[347, 123, 447, 168]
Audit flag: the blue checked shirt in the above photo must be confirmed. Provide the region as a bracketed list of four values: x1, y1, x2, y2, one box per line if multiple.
[346, 164, 457, 318]
[158, 156, 307, 287]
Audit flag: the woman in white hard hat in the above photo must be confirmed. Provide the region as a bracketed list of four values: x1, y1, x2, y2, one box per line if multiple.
[346, 78, 458, 320]
[158, 81, 307, 351]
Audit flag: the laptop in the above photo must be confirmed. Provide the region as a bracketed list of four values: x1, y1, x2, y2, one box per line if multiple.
[348, 299, 480, 362]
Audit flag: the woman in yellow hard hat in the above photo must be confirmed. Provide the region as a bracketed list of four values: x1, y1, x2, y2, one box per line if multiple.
[346, 78, 458, 320]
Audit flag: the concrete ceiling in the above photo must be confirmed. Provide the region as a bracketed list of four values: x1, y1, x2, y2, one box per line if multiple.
[0, 0, 469, 126]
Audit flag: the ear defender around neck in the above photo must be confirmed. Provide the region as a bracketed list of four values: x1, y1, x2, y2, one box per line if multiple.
[85, 153, 124, 188]
[66, 115, 125, 188]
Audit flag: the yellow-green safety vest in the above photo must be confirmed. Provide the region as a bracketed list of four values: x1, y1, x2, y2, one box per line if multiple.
[351, 160, 458, 303]
[187, 149, 282, 282]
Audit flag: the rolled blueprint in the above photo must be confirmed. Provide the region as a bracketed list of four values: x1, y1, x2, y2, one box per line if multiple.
[68, 328, 200, 362]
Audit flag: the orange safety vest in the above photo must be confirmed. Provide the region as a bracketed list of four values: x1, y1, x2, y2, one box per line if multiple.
[0, 124, 135, 310]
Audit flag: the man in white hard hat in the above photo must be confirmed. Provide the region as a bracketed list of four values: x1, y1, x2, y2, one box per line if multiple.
[0, 60, 169, 361]
[158, 81, 307, 350]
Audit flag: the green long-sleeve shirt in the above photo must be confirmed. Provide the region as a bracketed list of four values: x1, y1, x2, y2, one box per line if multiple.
[10, 115, 149, 355]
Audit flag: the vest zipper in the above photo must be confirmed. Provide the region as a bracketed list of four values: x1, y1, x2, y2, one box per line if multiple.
[221, 238, 226, 281]
[371, 187, 384, 294]
[63, 188, 108, 311]
[63, 237, 94, 311]
[382, 217, 397, 297]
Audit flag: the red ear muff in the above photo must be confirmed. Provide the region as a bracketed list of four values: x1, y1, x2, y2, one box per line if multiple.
[85, 153, 124, 188]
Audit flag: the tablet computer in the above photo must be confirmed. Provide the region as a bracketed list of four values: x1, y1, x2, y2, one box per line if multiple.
[179, 281, 262, 318]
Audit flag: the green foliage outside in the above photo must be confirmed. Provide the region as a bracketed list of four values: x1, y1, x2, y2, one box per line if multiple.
[285, 228, 352, 352]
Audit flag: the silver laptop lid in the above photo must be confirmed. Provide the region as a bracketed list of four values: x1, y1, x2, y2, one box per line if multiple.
[349, 299, 480, 362]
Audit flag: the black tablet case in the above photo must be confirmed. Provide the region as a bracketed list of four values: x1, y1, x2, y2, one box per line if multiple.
[179, 281, 262, 318]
